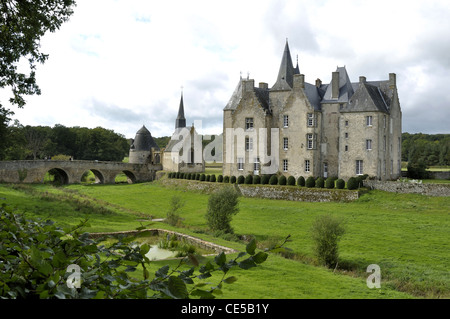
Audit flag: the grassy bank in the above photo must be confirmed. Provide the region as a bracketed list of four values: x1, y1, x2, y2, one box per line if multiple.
[0, 181, 448, 298]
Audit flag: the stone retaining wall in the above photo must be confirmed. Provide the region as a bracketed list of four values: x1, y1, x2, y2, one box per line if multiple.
[161, 178, 360, 202]
[89, 228, 237, 254]
[363, 180, 450, 197]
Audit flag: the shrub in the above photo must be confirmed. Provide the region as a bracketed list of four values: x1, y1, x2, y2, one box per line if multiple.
[237, 175, 245, 184]
[230, 176, 236, 184]
[217, 175, 223, 183]
[287, 176, 296, 186]
[407, 161, 430, 179]
[206, 186, 239, 234]
[185, 173, 191, 180]
[311, 214, 346, 268]
[210, 174, 216, 182]
[278, 175, 287, 185]
[206, 175, 210, 182]
[269, 175, 278, 185]
[200, 174, 206, 181]
[316, 177, 325, 188]
[166, 195, 184, 227]
[306, 176, 315, 188]
[180, 173, 185, 179]
[223, 176, 230, 183]
[325, 178, 335, 189]
[336, 179, 345, 189]
[244, 174, 253, 184]
[347, 177, 359, 190]
[261, 175, 270, 185]
[297, 176, 305, 187]
[253, 175, 261, 184]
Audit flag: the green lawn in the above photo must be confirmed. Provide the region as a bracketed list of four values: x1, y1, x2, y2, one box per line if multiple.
[0, 180, 448, 299]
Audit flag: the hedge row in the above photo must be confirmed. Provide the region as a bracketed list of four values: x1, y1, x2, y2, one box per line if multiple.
[168, 172, 369, 190]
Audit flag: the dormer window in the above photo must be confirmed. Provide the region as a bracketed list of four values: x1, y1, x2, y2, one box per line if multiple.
[245, 118, 254, 130]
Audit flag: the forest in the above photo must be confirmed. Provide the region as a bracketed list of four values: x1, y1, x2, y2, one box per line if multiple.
[0, 122, 129, 162]
[401, 132, 449, 167]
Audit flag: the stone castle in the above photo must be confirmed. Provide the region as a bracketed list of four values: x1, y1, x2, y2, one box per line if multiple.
[223, 40, 402, 181]
[129, 40, 402, 181]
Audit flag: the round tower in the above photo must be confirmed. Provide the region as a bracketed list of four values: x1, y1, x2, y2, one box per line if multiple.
[129, 125, 160, 164]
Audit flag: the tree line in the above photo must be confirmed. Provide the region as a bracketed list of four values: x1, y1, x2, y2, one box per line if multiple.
[402, 132, 449, 167]
[0, 122, 129, 162]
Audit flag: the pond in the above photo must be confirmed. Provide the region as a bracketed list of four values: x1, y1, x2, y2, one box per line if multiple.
[145, 245, 178, 261]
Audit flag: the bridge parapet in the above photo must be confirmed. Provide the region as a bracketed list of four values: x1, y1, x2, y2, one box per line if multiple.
[0, 160, 162, 184]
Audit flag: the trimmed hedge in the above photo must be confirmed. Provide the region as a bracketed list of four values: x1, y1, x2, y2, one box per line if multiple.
[253, 175, 261, 184]
[230, 176, 236, 184]
[278, 175, 287, 185]
[287, 176, 296, 186]
[306, 176, 315, 188]
[210, 174, 216, 182]
[336, 179, 345, 189]
[237, 175, 245, 184]
[245, 174, 253, 184]
[200, 174, 206, 181]
[325, 177, 335, 189]
[297, 176, 305, 187]
[217, 175, 223, 183]
[347, 177, 359, 190]
[269, 175, 278, 185]
[316, 177, 325, 188]
[223, 175, 230, 183]
[261, 175, 270, 185]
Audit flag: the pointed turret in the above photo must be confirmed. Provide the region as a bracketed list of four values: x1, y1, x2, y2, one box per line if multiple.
[175, 92, 186, 129]
[272, 40, 299, 91]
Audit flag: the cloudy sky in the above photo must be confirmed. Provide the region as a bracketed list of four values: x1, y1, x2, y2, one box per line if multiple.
[3, 0, 450, 138]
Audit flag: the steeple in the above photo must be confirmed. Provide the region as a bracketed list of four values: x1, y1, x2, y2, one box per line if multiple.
[271, 39, 300, 91]
[175, 91, 186, 129]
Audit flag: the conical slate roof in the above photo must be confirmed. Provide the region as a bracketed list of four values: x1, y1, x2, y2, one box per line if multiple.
[175, 93, 186, 129]
[130, 125, 160, 151]
[271, 40, 300, 91]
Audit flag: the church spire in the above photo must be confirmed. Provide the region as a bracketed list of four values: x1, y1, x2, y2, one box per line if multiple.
[271, 40, 299, 91]
[175, 91, 186, 129]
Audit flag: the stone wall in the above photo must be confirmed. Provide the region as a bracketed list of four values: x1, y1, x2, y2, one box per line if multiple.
[363, 180, 450, 197]
[161, 178, 360, 202]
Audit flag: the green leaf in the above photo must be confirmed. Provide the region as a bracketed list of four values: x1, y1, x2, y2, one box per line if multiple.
[246, 239, 256, 255]
[214, 252, 226, 266]
[167, 276, 188, 299]
[190, 289, 215, 299]
[140, 243, 150, 256]
[223, 276, 238, 284]
[155, 265, 170, 278]
[252, 251, 268, 264]
[238, 258, 256, 270]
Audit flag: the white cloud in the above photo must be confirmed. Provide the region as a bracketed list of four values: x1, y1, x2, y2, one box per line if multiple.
[2, 0, 449, 138]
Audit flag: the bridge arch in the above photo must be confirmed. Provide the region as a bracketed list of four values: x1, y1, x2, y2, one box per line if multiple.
[81, 169, 105, 184]
[45, 168, 69, 185]
[115, 170, 137, 184]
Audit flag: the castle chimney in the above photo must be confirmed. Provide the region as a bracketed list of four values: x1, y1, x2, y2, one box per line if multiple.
[359, 76, 366, 86]
[315, 78, 322, 88]
[259, 82, 268, 90]
[331, 71, 339, 99]
[243, 79, 255, 93]
[293, 74, 305, 90]
[389, 73, 396, 88]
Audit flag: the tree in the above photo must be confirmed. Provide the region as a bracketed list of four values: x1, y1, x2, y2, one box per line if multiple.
[311, 215, 346, 268]
[0, 0, 76, 109]
[205, 186, 239, 234]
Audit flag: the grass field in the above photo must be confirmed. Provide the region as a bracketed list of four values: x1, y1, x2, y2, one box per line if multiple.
[0, 180, 448, 299]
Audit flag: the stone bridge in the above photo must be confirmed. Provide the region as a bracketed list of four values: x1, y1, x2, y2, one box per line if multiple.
[0, 160, 162, 184]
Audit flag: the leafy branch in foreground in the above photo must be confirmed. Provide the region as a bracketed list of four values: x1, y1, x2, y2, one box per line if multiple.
[0, 204, 288, 299]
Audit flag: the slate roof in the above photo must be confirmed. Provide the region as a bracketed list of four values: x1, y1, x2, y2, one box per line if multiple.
[130, 125, 160, 151]
[321, 67, 355, 103]
[271, 41, 300, 91]
[342, 82, 390, 113]
[175, 93, 186, 129]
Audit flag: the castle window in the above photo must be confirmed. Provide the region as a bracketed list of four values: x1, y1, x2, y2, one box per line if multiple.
[345, 145, 349, 152]
[245, 137, 253, 151]
[305, 160, 310, 173]
[254, 157, 260, 172]
[283, 115, 289, 128]
[356, 160, 363, 175]
[307, 113, 316, 127]
[345, 132, 348, 139]
[283, 159, 288, 172]
[366, 116, 373, 126]
[307, 134, 316, 150]
[245, 118, 254, 130]
[345, 120, 349, 126]
[237, 157, 244, 170]
[366, 139, 372, 150]
[283, 137, 289, 150]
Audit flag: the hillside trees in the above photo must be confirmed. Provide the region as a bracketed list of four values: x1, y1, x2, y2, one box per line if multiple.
[402, 133, 449, 166]
[1, 123, 129, 161]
